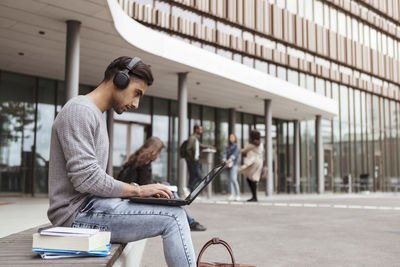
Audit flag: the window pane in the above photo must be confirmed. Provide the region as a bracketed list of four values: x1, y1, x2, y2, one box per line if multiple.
[330, 8, 337, 32]
[288, 70, 299, 85]
[306, 75, 315, 91]
[202, 106, 215, 146]
[305, 0, 313, 20]
[35, 78, 56, 194]
[215, 109, 229, 193]
[314, 0, 323, 26]
[0, 71, 36, 194]
[315, 78, 325, 95]
[152, 98, 169, 182]
[277, 66, 287, 80]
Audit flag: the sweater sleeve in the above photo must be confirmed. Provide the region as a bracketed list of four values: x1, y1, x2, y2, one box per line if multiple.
[56, 104, 124, 197]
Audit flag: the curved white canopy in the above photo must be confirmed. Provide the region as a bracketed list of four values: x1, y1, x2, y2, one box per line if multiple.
[107, 0, 337, 120]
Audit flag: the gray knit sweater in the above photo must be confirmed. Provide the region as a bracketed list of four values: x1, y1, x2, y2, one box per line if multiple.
[47, 95, 124, 227]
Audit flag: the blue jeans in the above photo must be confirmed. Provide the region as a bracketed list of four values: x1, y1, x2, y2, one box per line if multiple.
[228, 165, 240, 195]
[173, 192, 194, 225]
[187, 160, 202, 192]
[72, 196, 196, 267]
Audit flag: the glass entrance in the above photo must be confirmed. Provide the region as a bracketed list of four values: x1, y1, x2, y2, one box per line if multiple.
[324, 145, 334, 191]
[112, 121, 150, 176]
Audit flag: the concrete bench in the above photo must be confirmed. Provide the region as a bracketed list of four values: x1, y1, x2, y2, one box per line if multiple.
[0, 225, 125, 267]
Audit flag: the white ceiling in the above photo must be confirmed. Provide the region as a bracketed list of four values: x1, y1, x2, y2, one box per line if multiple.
[0, 0, 337, 120]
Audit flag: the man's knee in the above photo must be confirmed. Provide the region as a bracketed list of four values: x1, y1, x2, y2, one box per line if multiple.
[162, 207, 188, 235]
[167, 207, 187, 225]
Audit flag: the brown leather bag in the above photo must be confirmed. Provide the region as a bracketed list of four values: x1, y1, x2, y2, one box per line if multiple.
[197, 237, 256, 267]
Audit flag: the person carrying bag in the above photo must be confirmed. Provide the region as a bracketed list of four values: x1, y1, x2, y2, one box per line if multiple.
[197, 237, 256, 267]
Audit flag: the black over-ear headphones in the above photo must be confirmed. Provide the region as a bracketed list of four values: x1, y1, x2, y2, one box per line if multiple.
[113, 57, 142, 90]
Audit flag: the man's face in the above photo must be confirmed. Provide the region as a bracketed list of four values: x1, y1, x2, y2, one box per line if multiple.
[196, 126, 203, 135]
[112, 79, 147, 114]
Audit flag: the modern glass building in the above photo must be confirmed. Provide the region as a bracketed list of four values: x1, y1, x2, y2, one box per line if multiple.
[0, 0, 399, 196]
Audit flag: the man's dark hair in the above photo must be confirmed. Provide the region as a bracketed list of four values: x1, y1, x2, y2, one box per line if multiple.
[103, 56, 154, 86]
[194, 124, 201, 132]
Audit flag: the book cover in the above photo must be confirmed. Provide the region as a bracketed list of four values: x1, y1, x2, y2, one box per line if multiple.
[39, 227, 100, 237]
[33, 244, 111, 259]
[32, 231, 111, 252]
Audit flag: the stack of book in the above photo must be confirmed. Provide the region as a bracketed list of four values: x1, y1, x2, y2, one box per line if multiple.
[32, 227, 111, 259]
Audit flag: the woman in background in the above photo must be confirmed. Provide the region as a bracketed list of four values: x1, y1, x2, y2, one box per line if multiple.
[117, 136, 206, 231]
[222, 133, 241, 201]
[238, 129, 263, 202]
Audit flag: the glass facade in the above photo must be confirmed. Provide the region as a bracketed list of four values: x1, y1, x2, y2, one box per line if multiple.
[0, 71, 94, 195]
[2, 65, 399, 195]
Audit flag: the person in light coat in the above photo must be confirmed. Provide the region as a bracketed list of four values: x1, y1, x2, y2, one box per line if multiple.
[238, 129, 263, 202]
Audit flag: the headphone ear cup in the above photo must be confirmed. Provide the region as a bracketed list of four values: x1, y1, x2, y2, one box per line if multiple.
[113, 71, 130, 89]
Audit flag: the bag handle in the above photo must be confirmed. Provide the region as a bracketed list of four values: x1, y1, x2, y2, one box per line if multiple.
[196, 237, 236, 266]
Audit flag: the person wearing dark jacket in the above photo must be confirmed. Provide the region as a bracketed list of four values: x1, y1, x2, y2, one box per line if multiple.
[185, 125, 210, 192]
[222, 133, 241, 201]
[118, 136, 206, 231]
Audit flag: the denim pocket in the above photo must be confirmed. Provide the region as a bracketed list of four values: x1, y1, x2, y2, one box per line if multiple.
[71, 222, 109, 231]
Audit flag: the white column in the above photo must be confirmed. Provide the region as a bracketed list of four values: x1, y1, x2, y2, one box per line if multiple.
[294, 120, 300, 193]
[316, 115, 324, 194]
[65, 20, 81, 103]
[178, 73, 188, 197]
[265, 99, 273, 196]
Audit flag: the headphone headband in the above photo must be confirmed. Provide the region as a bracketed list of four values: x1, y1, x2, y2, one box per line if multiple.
[126, 57, 142, 72]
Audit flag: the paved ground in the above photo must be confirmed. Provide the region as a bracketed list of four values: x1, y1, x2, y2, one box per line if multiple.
[141, 193, 400, 267]
[0, 197, 49, 238]
[2, 193, 400, 266]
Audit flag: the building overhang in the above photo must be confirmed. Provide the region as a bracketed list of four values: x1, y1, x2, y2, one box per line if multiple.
[0, 0, 337, 120]
[107, 0, 337, 120]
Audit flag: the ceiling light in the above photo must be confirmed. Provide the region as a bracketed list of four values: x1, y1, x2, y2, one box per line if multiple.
[196, 82, 200, 85]
[38, 31, 45, 35]
[18, 52, 24, 56]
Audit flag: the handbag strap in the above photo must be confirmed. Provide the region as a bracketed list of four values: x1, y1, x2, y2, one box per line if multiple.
[196, 237, 236, 266]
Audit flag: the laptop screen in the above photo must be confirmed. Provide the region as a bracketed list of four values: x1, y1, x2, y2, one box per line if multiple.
[186, 162, 225, 201]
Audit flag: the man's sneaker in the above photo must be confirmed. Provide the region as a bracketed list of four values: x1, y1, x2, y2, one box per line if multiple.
[190, 220, 207, 231]
[235, 195, 241, 201]
[228, 195, 235, 201]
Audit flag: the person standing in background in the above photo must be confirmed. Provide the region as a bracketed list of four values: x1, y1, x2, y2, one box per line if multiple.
[238, 129, 263, 202]
[223, 133, 241, 201]
[185, 125, 209, 192]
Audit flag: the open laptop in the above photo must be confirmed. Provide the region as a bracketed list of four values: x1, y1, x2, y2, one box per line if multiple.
[129, 161, 225, 206]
